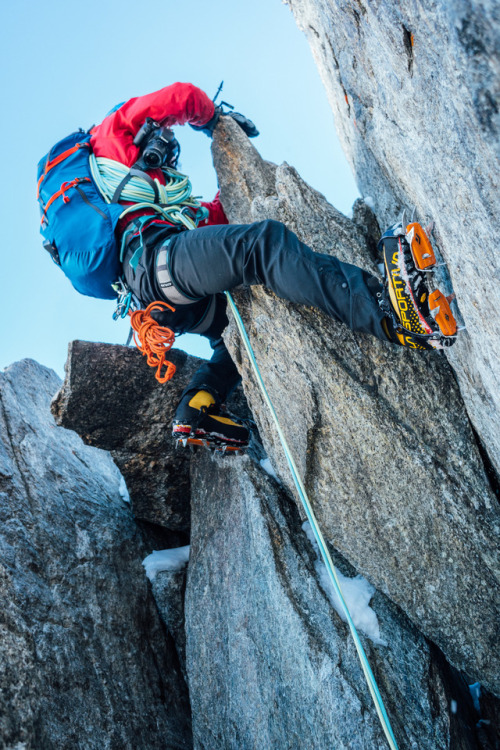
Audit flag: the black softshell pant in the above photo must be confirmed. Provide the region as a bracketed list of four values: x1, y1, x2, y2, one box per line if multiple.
[162, 219, 386, 404]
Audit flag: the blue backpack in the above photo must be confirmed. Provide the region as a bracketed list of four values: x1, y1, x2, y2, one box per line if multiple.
[37, 130, 124, 300]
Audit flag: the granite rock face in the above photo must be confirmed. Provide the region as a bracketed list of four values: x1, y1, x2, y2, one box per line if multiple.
[11, 11, 500, 737]
[285, 0, 500, 476]
[185, 451, 471, 750]
[211, 117, 500, 695]
[52, 341, 199, 532]
[0, 359, 191, 750]
[53, 343, 486, 748]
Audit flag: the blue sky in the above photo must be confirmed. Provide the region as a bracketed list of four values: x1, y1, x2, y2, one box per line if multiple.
[0, 0, 358, 377]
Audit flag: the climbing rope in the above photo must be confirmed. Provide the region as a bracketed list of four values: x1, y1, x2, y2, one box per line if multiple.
[129, 301, 177, 383]
[90, 154, 208, 230]
[225, 291, 400, 750]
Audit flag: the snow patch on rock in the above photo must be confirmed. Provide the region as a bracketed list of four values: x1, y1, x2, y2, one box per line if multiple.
[143, 547, 190, 581]
[119, 475, 130, 504]
[303, 522, 385, 645]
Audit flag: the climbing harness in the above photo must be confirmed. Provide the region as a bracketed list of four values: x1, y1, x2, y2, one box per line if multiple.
[225, 291, 400, 750]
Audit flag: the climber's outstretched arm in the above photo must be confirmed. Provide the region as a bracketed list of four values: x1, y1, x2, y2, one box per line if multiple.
[90, 82, 215, 166]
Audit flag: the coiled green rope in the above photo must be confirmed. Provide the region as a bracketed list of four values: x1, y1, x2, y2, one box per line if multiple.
[226, 291, 400, 750]
[89, 154, 208, 230]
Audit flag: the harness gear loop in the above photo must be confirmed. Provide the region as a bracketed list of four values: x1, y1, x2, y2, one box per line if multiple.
[129, 301, 177, 384]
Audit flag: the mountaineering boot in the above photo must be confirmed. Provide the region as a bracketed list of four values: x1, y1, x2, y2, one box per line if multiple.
[378, 221, 458, 350]
[172, 390, 250, 453]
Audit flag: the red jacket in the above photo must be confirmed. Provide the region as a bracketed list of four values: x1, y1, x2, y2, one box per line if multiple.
[90, 82, 228, 230]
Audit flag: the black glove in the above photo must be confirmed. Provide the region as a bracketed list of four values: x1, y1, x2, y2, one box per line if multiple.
[190, 106, 259, 138]
[190, 106, 222, 137]
[226, 111, 259, 138]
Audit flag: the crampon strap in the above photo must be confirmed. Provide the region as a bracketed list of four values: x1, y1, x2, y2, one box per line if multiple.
[129, 301, 176, 383]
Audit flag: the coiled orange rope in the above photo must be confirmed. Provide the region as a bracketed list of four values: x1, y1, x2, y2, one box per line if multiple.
[129, 301, 177, 383]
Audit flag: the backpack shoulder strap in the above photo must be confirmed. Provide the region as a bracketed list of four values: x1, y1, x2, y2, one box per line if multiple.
[110, 164, 160, 204]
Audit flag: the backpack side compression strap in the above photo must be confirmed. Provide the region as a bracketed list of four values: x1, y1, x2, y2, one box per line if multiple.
[37, 142, 89, 198]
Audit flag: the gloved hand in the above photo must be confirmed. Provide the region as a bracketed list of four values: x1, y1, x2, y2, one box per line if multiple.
[190, 106, 222, 137]
[190, 106, 259, 138]
[226, 111, 259, 138]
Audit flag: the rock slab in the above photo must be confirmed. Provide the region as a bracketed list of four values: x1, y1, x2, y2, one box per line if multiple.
[185, 450, 475, 750]
[0, 359, 191, 750]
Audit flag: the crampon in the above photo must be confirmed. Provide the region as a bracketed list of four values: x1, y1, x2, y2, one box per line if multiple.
[172, 390, 249, 455]
[379, 219, 460, 350]
[172, 427, 248, 454]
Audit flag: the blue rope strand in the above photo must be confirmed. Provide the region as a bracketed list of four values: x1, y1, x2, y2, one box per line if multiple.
[225, 291, 400, 750]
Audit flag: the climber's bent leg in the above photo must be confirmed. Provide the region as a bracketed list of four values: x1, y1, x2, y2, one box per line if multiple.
[168, 219, 387, 341]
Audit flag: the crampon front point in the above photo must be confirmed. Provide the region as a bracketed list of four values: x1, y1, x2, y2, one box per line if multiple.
[172, 424, 248, 454]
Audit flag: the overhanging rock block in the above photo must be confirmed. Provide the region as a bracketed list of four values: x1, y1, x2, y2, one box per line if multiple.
[52, 341, 200, 531]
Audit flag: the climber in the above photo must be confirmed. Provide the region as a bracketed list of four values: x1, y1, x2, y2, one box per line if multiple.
[38, 82, 454, 454]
